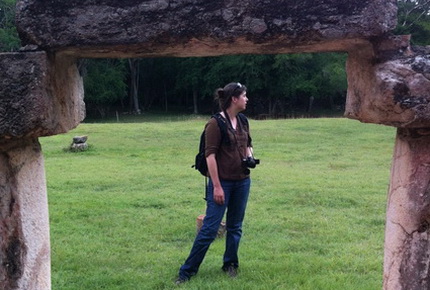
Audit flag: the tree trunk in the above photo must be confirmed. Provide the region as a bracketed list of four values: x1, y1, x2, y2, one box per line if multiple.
[128, 59, 141, 114]
[307, 96, 314, 113]
[328, 94, 335, 110]
[268, 96, 273, 116]
[164, 82, 168, 112]
[193, 89, 198, 114]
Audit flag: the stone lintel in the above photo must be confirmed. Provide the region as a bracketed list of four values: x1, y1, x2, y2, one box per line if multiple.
[345, 36, 430, 128]
[58, 37, 371, 59]
[0, 51, 85, 139]
[16, 0, 397, 58]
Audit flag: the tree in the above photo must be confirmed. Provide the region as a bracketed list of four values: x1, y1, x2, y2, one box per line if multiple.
[395, 0, 430, 45]
[0, 0, 20, 51]
[176, 57, 209, 114]
[83, 59, 127, 118]
[270, 53, 347, 116]
[313, 53, 348, 111]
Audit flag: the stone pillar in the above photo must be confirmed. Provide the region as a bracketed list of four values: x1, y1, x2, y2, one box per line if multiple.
[0, 138, 50, 289]
[345, 40, 430, 289]
[0, 51, 84, 289]
[384, 128, 430, 289]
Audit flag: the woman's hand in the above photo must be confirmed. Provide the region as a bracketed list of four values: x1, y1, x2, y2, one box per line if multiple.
[213, 185, 225, 205]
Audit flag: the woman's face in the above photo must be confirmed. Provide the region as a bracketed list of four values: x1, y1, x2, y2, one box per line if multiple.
[233, 91, 248, 111]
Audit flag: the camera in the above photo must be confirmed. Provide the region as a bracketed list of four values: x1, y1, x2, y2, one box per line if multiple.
[242, 156, 260, 169]
[242, 157, 260, 175]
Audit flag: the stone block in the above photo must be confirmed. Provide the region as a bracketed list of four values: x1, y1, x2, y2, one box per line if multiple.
[196, 214, 226, 238]
[72, 135, 88, 144]
[15, 0, 397, 58]
[0, 51, 85, 139]
[345, 37, 430, 128]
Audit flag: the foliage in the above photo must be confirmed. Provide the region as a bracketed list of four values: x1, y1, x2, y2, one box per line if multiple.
[395, 0, 430, 45]
[117, 53, 347, 118]
[136, 58, 180, 111]
[83, 59, 127, 118]
[40, 117, 395, 289]
[0, 0, 20, 51]
[272, 53, 347, 112]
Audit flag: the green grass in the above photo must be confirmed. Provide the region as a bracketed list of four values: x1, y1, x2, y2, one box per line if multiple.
[40, 116, 395, 289]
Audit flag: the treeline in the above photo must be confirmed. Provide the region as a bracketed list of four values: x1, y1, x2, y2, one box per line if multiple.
[0, 0, 20, 51]
[1, 0, 429, 118]
[81, 54, 347, 118]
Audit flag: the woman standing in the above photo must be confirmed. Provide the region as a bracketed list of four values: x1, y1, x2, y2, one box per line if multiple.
[176, 82, 258, 285]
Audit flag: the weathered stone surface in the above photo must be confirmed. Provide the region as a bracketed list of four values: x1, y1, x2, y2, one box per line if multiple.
[384, 128, 430, 290]
[0, 51, 85, 138]
[72, 136, 88, 144]
[0, 138, 50, 290]
[15, 0, 397, 58]
[345, 36, 430, 128]
[70, 143, 89, 152]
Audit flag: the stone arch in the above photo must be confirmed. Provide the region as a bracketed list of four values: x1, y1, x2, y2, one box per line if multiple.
[0, 0, 429, 289]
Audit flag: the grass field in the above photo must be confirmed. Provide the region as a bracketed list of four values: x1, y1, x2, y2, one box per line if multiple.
[40, 115, 396, 289]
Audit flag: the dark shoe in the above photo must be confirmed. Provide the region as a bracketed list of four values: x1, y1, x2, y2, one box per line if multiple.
[174, 277, 188, 285]
[223, 266, 238, 278]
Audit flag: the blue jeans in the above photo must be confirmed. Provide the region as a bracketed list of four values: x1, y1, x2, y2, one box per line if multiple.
[178, 177, 251, 280]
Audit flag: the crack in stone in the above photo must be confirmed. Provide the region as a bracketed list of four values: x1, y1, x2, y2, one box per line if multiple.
[392, 221, 415, 237]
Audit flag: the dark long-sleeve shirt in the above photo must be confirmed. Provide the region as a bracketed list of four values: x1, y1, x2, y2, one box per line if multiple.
[204, 115, 251, 180]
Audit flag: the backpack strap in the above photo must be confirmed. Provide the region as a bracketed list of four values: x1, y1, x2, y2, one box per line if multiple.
[237, 113, 252, 147]
[212, 113, 231, 146]
[237, 113, 249, 128]
[214, 112, 252, 147]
